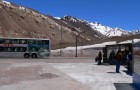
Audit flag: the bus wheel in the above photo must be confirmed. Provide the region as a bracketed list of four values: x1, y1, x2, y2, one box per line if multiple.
[31, 53, 37, 58]
[24, 53, 30, 58]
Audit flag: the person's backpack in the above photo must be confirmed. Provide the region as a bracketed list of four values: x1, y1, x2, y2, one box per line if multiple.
[95, 56, 99, 62]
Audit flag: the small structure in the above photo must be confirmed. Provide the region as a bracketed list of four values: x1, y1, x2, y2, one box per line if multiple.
[103, 43, 132, 65]
[103, 39, 140, 89]
[133, 41, 140, 89]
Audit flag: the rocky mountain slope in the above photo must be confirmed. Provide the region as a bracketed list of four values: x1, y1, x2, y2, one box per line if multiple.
[52, 15, 140, 44]
[0, 1, 76, 49]
[0, 0, 140, 49]
[56, 16, 132, 37]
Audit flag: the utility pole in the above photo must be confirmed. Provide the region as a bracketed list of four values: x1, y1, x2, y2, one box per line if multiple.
[81, 38, 83, 55]
[60, 26, 62, 56]
[75, 35, 78, 57]
[75, 31, 85, 57]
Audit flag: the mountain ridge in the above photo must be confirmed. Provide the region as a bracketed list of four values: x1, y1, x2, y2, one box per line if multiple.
[55, 15, 136, 37]
[0, 0, 140, 49]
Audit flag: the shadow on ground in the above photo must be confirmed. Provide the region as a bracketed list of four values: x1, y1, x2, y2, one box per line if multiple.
[107, 72, 117, 74]
[114, 83, 139, 90]
[122, 70, 132, 76]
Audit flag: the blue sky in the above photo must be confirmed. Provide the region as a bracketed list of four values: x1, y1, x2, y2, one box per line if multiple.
[6, 0, 140, 30]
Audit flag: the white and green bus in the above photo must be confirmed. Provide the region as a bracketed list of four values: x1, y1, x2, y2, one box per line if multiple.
[0, 37, 50, 58]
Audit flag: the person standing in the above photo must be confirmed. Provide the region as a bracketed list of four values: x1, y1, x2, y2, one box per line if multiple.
[115, 50, 123, 73]
[109, 50, 115, 64]
[127, 52, 132, 72]
[97, 51, 102, 65]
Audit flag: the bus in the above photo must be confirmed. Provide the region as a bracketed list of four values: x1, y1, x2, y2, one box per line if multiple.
[0, 37, 51, 58]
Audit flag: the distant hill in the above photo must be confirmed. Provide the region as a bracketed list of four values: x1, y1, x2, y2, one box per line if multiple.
[0, 0, 140, 49]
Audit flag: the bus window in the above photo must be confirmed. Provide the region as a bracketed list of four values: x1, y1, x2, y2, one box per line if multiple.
[0, 47, 4, 51]
[29, 46, 39, 52]
[14, 47, 19, 52]
[9, 47, 27, 52]
[5, 39, 12, 44]
[42, 40, 49, 45]
[12, 39, 20, 44]
[20, 47, 27, 52]
[0, 39, 4, 44]
[34, 40, 42, 45]
[28, 40, 35, 44]
[20, 40, 27, 44]
[4, 47, 12, 52]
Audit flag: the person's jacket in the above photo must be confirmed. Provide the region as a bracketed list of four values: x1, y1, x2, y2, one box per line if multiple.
[116, 53, 123, 61]
[127, 54, 132, 61]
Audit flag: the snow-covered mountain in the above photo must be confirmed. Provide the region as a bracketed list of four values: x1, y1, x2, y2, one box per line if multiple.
[1, 0, 138, 38]
[0, 0, 140, 49]
[61, 16, 132, 37]
[89, 22, 130, 37]
[130, 30, 140, 35]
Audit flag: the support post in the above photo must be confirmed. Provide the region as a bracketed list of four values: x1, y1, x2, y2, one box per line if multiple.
[75, 35, 78, 57]
[60, 26, 62, 56]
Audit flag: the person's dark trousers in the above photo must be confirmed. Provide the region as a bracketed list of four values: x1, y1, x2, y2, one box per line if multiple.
[116, 60, 121, 73]
[127, 62, 130, 71]
[97, 60, 101, 65]
[127, 61, 132, 72]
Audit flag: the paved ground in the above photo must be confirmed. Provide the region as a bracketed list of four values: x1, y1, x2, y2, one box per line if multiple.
[0, 58, 134, 90]
[50, 63, 132, 90]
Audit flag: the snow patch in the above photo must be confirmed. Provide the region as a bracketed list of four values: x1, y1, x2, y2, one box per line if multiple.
[3, 0, 10, 5]
[119, 39, 140, 44]
[51, 41, 116, 56]
[19, 6, 26, 10]
[54, 17, 61, 20]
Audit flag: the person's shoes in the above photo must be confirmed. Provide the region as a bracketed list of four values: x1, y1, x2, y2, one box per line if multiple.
[97, 63, 101, 65]
[116, 71, 120, 73]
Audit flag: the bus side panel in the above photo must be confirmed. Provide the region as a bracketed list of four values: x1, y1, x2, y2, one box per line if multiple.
[28, 44, 50, 57]
[0, 52, 24, 58]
